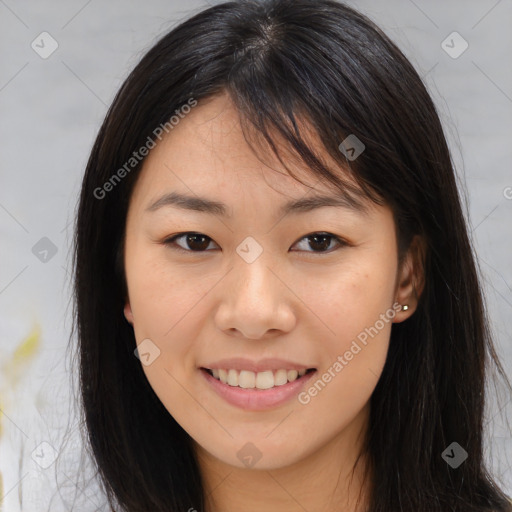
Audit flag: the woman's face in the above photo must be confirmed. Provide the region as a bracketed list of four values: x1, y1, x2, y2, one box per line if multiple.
[123, 92, 416, 471]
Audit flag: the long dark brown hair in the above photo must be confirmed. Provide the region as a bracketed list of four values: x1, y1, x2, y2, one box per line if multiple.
[70, 0, 512, 510]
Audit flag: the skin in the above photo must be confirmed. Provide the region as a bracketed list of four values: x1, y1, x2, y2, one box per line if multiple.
[123, 92, 425, 512]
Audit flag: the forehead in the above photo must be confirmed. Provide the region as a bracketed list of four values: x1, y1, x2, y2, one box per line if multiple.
[130, 92, 375, 214]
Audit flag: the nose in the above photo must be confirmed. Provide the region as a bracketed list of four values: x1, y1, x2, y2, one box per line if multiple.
[214, 255, 296, 340]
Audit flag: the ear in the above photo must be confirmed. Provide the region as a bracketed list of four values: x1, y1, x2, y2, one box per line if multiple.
[124, 302, 134, 325]
[393, 234, 426, 323]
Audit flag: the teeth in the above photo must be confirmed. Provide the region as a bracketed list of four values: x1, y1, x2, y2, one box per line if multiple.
[227, 369, 238, 386]
[239, 370, 256, 388]
[287, 369, 298, 381]
[274, 369, 288, 386]
[256, 370, 274, 389]
[208, 368, 310, 389]
[218, 369, 228, 384]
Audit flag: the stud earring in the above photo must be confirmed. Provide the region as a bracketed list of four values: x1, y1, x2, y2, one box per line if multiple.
[401, 304, 409, 311]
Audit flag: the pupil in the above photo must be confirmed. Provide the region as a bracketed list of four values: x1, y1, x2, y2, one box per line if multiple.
[188, 234, 209, 251]
[310, 234, 330, 251]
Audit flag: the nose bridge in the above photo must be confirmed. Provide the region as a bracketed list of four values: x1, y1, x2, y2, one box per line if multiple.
[232, 239, 278, 307]
[214, 238, 295, 338]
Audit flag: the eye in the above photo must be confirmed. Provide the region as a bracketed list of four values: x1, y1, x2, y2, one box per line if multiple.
[163, 232, 218, 252]
[291, 232, 347, 254]
[163, 231, 347, 255]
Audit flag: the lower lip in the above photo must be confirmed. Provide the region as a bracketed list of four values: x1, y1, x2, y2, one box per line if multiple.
[200, 368, 317, 411]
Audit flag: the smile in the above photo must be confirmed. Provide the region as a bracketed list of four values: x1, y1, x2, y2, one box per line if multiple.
[204, 367, 315, 389]
[200, 367, 317, 411]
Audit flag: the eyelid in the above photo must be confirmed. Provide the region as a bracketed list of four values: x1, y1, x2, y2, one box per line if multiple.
[290, 232, 348, 253]
[162, 232, 219, 253]
[162, 231, 349, 255]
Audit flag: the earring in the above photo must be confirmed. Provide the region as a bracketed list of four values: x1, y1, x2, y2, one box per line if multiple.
[401, 304, 409, 311]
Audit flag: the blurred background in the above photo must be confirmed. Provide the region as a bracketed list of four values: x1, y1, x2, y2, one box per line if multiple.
[1, 0, 511, 510]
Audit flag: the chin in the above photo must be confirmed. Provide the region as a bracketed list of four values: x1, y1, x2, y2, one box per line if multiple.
[201, 437, 309, 471]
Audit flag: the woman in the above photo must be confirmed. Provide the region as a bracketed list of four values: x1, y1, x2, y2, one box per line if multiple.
[72, 0, 512, 510]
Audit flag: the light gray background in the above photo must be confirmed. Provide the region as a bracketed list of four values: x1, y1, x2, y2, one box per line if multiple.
[0, 0, 511, 510]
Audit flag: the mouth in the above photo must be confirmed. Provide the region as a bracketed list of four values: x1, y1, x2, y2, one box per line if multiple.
[201, 367, 317, 390]
[200, 365, 318, 410]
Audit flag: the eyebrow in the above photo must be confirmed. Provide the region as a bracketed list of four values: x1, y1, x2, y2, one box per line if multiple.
[145, 190, 370, 218]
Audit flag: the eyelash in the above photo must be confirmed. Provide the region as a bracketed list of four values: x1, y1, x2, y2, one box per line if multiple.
[162, 231, 348, 256]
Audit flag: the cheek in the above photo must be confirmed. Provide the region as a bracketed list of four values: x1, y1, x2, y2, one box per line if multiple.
[124, 247, 210, 379]
[288, 268, 395, 453]
[126, 247, 205, 335]
[300, 254, 397, 348]
[125, 252, 207, 416]
[298, 251, 396, 398]
[308, 282, 393, 385]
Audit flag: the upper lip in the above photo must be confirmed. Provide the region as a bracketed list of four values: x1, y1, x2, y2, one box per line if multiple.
[201, 357, 316, 373]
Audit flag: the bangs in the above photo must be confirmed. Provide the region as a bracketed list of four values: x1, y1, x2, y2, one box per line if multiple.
[229, 87, 386, 212]
[221, 27, 387, 213]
